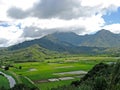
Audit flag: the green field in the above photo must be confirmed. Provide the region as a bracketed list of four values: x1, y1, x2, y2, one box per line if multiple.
[37, 79, 79, 90]
[0, 75, 9, 89]
[8, 56, 119, 90]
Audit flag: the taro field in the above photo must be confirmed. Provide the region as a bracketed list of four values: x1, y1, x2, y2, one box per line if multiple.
[9, 56, 119, 90]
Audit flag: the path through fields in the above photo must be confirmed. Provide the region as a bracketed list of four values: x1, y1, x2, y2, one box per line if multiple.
[0, 71, 16, 88]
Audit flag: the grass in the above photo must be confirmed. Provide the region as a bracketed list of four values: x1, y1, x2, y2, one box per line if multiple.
[0, 75, 9, 89]
[10, 62, 93, 80]
[20, 76, 38, 88]
[2, 70, 22, 84]
[36, 79, 79, 90]
[9, 56, 119, 89]
[1, 69, 37, 89]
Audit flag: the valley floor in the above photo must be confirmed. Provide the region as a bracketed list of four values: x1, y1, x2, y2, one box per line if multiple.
[7, 56, 118, 90]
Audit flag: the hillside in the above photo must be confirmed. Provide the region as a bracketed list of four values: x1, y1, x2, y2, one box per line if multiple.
[49, 29, 120, 47]
[8, 34, 103, 54]
[0, 44, 61, 63]
[51, 32, 82, 46]
[80, 30, 120, 47]
[6, 29, 120, 55]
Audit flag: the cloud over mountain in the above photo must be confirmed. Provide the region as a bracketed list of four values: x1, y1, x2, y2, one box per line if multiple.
[0, 0, 120, 46]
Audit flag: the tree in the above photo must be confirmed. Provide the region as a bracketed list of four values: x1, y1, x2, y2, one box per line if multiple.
[4, 66, 9, 70]
[19, 66, 22, 69]
[109, 62, 120, 90]
[93, 76, 108, 90]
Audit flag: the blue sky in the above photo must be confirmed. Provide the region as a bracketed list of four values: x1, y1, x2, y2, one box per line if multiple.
[103, 7, 120, 25]
[0, 23, 10, 27]
[0, 0, 120, 47]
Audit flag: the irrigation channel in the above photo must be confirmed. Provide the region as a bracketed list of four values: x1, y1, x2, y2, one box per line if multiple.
[0, 71, 16, 88]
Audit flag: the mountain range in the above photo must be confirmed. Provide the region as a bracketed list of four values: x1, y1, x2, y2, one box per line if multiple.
[0, 29, 120, 62]
[50, 29, 120, 47]
[8, 29, 120, 53]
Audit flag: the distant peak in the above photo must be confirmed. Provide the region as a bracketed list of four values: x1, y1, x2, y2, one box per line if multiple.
[53, 31, 76, 35]
[96, 29, 113, 34]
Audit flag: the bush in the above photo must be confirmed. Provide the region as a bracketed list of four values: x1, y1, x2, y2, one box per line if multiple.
[78, 84, 92, 90]
[93, 76, 108, 90]
[10, 84, 39, 90]
[4, 66, 9, 70]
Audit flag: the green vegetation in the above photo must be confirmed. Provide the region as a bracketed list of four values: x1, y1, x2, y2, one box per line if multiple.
[0, 56, 119, 90]
[1, 30, 120, 90]
[3, 56, 116, 90]
[2, 30, 120, 56]
[49, 30, 120, 47]
[0, 68, 38, 90]
[37, 79, 78, 90]
[10, 83, 39, 90]
[0, 75, 9, 89]
[0, 44, 119, 90]
[0, 44, 63, 63]
[53, 61, 120, 90]
[10, 56, 117, 79]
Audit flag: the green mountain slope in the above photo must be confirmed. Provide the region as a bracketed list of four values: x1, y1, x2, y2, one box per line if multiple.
[49, 29, 120, 47]
[8, 36, 107, 54]
[6, 29, 120, 55]
[0, 44, 60, 62]
[80, 30, 120, 47]
[51, 32, 82, 46]
[8, 34, 74, 52]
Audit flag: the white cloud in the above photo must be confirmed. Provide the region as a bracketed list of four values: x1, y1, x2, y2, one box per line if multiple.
[0, 0, 120, 46]
[103, 24, 120, 34]
[0, 0, 38, 21]
[1, 0, 38, 10]
[0, 23, 23, 46]
[16, 15, 104, 37]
